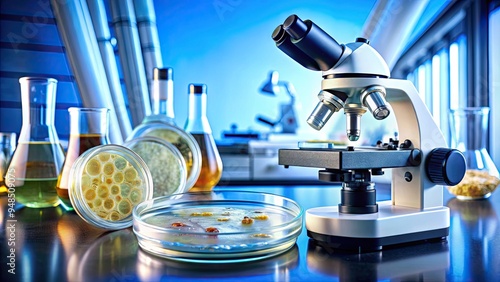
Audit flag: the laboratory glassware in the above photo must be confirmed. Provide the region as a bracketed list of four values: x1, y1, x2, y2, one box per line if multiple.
[7, 77, 65, 208]
[184, 84, 223, 191]
[448, 107, 500, 199]
[57, 107, 110, 210]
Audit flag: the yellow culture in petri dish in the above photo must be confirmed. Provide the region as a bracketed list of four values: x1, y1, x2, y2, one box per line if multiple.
[69, 144, 153, 230]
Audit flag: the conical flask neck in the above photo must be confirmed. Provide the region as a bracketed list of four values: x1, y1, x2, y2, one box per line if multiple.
[185, 92, 211, 134]
[19, 77, 59, 142]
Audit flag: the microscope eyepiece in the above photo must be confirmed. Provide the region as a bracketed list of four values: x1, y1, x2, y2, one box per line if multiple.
[272, 25, 320, 71]
[280, 14, 344, 71]
[272, 25, 286, 42]
[283, 14, 309, 40]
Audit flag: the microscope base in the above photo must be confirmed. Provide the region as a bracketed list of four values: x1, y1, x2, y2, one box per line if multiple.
[305, 200, 450, 252]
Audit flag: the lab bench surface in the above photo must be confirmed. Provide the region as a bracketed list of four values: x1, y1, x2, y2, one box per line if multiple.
[1, 184, 499, 282]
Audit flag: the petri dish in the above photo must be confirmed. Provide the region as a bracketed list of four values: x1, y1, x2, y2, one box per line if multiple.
[133, 191, 303, 263]
[68, 144, 153, 230]
[123, 137, 187, 198]
[130, 123, 201, 190]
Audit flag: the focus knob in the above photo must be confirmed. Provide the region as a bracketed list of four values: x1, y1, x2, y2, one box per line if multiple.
[426, 148, 466, 186]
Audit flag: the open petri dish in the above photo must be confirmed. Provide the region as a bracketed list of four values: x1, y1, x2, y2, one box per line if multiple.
[133, 191, 303, 263]
[123, 137, 187, 198]
[129, 123, 201, 190]
[68, 144, 153, 230]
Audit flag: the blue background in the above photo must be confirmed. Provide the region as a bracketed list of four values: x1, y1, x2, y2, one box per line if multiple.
[0, 0, 376, 142]
[1, 0, 448, 143]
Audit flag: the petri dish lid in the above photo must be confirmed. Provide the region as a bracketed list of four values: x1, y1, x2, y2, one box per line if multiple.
[137, 123, 201, 190]
[68, 144, 154, 230]
[123, 137, 187, 198]
[133, 191, 303, 263]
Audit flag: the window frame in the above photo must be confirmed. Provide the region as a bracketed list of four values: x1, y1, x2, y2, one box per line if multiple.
[392, 0, 497, 157]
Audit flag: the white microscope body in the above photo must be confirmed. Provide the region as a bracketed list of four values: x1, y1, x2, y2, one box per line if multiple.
[273, 15, 466, 251]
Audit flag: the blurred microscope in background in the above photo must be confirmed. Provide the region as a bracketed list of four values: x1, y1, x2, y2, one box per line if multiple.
[215, 71, 320, 184]
[256, 71, 298, 134]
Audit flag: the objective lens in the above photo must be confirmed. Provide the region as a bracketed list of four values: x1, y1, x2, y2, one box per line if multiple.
[307, 102, 334, 130]
[307, 91, 345, 131]
[361, 86, 391, 120]
[344, 107, 366, 141]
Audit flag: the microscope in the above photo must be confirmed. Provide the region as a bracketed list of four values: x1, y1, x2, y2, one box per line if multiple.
[273, 15, 467, 251]
[256, 71, 299, 134]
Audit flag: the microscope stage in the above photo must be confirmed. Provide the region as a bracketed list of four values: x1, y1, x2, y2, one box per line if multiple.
[306, 200, 450, 251]
[279, 148, 418, 170]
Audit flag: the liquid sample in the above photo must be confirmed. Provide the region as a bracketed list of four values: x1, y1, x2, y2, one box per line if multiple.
[9, 142, 65, 208]
[190, 133, 222, 191]
[0, 152, 6, 194]
[15, 177, 59, 208]
[57, 134, 108, 209]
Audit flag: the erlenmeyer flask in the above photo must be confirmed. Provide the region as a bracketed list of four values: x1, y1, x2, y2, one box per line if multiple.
[127, 69, 202, 191]
[6, 77, 65, 208]
[184, 84, 223, 191]
[56, 107, 110, 210]
[448, 107, 500, 200]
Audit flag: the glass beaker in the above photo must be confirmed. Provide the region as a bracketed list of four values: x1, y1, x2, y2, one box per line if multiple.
[56, 107, 110, 210]
[184, 84, 223, 191]
[448, 107, 500, 200]
[6, 77, 65, 208]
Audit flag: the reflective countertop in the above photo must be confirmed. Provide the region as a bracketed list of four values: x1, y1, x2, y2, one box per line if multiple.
[1, 184, 499, 281]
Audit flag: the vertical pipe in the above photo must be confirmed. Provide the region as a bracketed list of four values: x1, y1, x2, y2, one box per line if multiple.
[110, 0, 151, 127]
[133, 0, 164, 90]
[87, 0, 132, 139]
[362, 0, 429, 69]
[51, 0, 123, 144]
